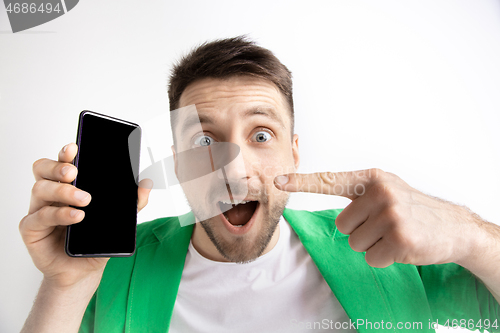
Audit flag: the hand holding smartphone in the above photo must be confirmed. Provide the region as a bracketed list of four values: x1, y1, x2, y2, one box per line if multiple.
[65, 111, 142, 257]
[19, 112, 144, 333]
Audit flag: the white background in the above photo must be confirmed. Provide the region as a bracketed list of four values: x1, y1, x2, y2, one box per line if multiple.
[1, 1, 499, 332]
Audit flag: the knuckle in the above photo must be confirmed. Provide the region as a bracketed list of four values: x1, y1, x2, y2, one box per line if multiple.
[390, 229, 417, 251]
[385, 171, 400, 181]
[348, 235, 363, 252]
[381, 206, 403, 225]
[31, 179, 45, 197]
[347, 235, 355, 250]
[399, 253, 415, 265]
[364, 250, 381, 267]
[364, 252, 377, 267]
[37, 205, 52, 221]
[19, 215, 28, 232]
[54, 206, 73, 225]
[319, 172, 335, 185]
[367, 256, 391, 268]
[384, 186, 398, 204]
[336, 224, 348, 235]
[54, 183, 68, 199]
[55, 163, 65, 177]
[339, 225, 353, 236]
[369, 182, 388, 201]
[369, 168, 385, 180]
[295, 175, 309, 192]
[334, 216, 348, 235]
[32, 158, 46, 173]
[55, 206, 68, 221]
[369, 181, 398, 204]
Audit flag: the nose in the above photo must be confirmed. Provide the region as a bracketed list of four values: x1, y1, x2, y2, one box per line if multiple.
[215, 144, 250, 199]
[209, 139, 248, 183]
[217, 150, 248, 183]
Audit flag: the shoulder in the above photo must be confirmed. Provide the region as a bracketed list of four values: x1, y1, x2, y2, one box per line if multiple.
[104, 215, 190, 272]
[283, 207, 343, 221]
[283, 208, 347, 239]
[135, 212, 195, 249]
[135, 217, 169, 248]
[100, 215, 192, 288]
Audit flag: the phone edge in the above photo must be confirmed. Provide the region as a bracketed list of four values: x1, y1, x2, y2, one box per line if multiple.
[64, 110, 140, 258]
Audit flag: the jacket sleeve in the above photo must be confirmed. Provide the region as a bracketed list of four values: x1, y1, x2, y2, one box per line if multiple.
[78, 292, 97, 333]
[417, 263, 499, 332]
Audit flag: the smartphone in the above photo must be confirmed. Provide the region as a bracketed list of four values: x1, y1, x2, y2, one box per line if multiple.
[65, 111, 141, 257]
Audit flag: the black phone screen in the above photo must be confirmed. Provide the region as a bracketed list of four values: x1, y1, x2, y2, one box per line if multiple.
[65, 111, 141, 257]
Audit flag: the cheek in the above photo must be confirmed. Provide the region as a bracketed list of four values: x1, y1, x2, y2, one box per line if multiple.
[180, 182, 203, 202]
[251, 157, 296, 196]
[180, 173, 216, 200]
[252, 149, 296, 179]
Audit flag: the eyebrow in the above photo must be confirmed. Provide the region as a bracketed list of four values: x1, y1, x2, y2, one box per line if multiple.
[178, 106, 286, 135]
[242, 106, 286, 129]
[179, 113, 214, 134]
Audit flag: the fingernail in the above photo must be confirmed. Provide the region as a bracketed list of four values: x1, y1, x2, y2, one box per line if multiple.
[74, 191, 89, 201]
[275, 175, 289, 185]
[61, 166, 71, 176]
[63, 144, 69, 153]
[70, 210, 81, 218]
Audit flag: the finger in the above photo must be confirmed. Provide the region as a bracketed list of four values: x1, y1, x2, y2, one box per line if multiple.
[274, 169, 379, 199]
[33, 158, 78, 183]
[364, 238, 395, 268]
[20, 206, 85, 244]
[58, 143, 78, 163]
[137, 179, 153, 213]
[29, 180, 91, 214]
[335, 194, 379, 235]
[347, 215, 389, 253]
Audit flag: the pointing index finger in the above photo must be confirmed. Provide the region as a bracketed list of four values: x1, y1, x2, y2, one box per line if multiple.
[274, 169, 380, 200]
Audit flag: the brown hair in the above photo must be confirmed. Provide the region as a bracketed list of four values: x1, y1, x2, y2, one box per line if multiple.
[168, 36, 294, 135]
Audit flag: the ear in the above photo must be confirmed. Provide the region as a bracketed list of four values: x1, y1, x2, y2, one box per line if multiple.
[171, 145, 178, 178]
[292, 134, 300, 171]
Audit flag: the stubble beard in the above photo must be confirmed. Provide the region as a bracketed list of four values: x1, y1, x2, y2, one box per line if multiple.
[195, 193, 289, 264]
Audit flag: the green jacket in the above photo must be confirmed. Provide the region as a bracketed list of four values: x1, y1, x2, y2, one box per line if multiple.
[79, 209, 499, 332]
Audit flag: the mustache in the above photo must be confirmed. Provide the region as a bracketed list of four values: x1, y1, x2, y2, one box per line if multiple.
[206, 180, 268, 204]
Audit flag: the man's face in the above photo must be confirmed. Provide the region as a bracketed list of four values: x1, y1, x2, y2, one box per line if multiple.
[173, 76, 299, 263]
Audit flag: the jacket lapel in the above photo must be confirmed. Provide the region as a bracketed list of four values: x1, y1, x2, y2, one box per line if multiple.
[125, 213, 194, 333]
[284, 208, 435, 333]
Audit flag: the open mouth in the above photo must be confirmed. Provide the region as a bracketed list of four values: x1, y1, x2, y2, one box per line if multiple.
[218, 200, 259, 228]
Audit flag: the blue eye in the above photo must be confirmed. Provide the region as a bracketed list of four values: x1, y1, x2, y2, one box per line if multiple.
[193, 135, 215, 146]
[253, 131, 271, 143]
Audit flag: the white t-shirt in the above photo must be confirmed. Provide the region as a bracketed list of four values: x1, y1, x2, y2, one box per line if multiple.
[170, 216, 356, 332]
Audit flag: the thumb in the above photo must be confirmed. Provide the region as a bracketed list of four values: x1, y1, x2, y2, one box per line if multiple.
[138, 179, 153, 212]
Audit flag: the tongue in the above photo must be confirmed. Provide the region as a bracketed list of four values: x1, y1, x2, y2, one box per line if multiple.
[225, 201, 257, 226]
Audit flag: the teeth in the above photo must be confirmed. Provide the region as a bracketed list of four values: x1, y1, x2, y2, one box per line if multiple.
[220, 200, 249, 205]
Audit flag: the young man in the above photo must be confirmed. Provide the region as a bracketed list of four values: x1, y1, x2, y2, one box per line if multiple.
[20, 37, 499, 333]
